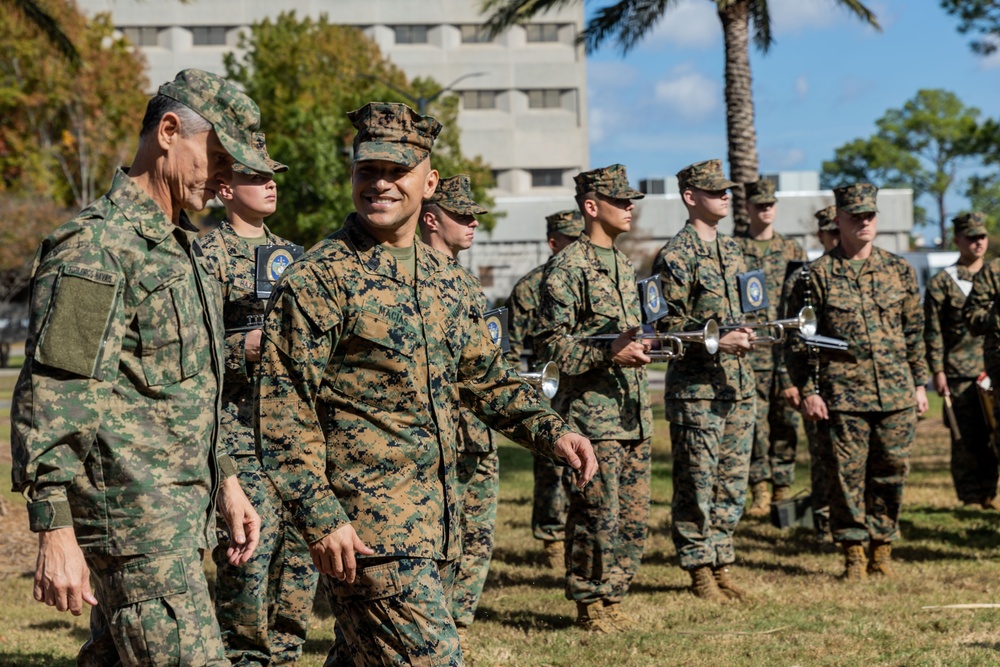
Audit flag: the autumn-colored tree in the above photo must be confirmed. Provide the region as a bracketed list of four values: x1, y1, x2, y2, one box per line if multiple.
[0, 196, 72, 303]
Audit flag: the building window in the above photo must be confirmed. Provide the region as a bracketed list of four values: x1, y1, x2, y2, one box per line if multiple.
[121, 26, 159, 46]
[459, 24, 493, 43]
[393, 25, 429, 44]
[531, 169, 564, 188]
[462, 90, 497, 110]
[527, 89, 563, 109]
[526, 23, 560, 43]
[190, 26, 228, 46]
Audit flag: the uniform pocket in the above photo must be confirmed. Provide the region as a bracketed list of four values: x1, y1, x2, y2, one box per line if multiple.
[348, 559, 403, 602]
[135, 268, 204, 386]
[334, 312, 419, 412]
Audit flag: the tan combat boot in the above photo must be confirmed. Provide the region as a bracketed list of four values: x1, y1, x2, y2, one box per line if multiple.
[602, 601, 637, 631]
[867, 541, 895, 578]
[575, 601, 616, 633]
[543, 540, 564, 570]
[713, 565, 750, 601]
[771, 485, 792, 502]
[983, 496, 1000, 511]
[747, 481, 771, 517]
[841, 541, 868, 581]
[689, 565, 730, 603]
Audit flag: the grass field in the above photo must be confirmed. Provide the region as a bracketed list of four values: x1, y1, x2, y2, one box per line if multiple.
[4, 396, 1000, 666]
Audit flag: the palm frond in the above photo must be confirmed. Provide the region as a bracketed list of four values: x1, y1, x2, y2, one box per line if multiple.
[3, 0, 81, 67]
[748, 0, 773, 54]
[481, 0, 579, 37]
[583, 0, 680, 55]
[833, 0, 882, 32]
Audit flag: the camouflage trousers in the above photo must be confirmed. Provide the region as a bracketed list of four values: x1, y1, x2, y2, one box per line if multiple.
[748, 370, 800, 487]
[805, 417, 833, 525]
[945, 378, 998, 503]
[532, 452, 570, 542]
[324, 557, 463, 667]
[564, 438, 650, 603]
[446, 449, 499, 628]
[213, 455, 319, 666]
[78, 548, 228, 667]
[827, 408, 915, 543]
[667, 397, 755, 570]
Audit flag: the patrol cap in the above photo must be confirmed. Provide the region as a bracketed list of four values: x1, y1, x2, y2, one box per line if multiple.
[158, 69, 272, 177]
[953, 211, 988, 237]
[745, 179, 777, 204]
[834, 183, 878, 215]
[815, 205, 838, 232]
[546, 209, 584, 238]
[232, 132, 287, 176]
[348, 102, 442, 168]
[427, 174, 487, 216]
[676, 159, 738, 192]
[574, 164, 644, 199]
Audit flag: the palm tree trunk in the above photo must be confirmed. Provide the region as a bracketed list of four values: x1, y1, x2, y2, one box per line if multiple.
[719, 2, 759, 234]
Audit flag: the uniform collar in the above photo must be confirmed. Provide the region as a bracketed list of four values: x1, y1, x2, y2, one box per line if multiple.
[343, 213, 446, 283]
[577, 232, 630, 274]
[107, 167, 182, 243]
[829, 244, 884, 277]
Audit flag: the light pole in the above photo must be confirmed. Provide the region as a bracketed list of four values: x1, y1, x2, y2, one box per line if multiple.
[361, 72, 486, 115]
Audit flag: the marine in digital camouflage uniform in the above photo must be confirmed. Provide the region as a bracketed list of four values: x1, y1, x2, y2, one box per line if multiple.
[9, 69, 269, 666]
[505, 209, 584, 568]
[787, 183, 928, 581]
[255, 102, 596, 667]
[198, 134, 319, 666]
[653, 159, 756, 603]
[925, 212, 997, 507]
[735, 179, 807, 515]
[534, 164, 653, 633]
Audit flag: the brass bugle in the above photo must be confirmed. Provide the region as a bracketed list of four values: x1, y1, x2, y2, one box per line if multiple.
[634, 319, 720, 359]
[519, 361, 559, 399]
[719, 306, 816, 346]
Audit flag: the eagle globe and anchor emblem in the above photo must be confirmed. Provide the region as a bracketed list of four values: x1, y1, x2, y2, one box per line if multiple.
[746, 275, 764, 309]
[486, 315, 502, 345]
[268, 249, 295, 281]
[646, 281, 661, 314]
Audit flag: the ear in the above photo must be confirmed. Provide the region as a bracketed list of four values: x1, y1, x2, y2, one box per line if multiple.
[547, 237, 559, 254]
[157, 111, 182, 151]
[422, 209, 439, 233]
[423, 167, 440, 199]
[217, 180, 234, 202]
[681, 188, 696, 208]
[582, 197, 598, 218]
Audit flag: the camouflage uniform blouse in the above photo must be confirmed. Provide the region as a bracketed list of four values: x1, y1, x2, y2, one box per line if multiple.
[534, 234, 652, 441]
[653, 223, 755, 401]
[10, 169, 228, 555]
[505, 263, 546, 368]
[924, 264, 984, 380]
[256, 215, 569, 560]
[786, 245, 927, 412]
[964, 257, 1000, 377]
[454, 265, 495, 454]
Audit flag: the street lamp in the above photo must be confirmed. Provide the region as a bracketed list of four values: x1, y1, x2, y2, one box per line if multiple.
[360, 72, 486, 115]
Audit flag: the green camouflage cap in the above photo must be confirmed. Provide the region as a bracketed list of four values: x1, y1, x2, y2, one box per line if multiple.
[427, 174, 487, 216]
[834, 183, 878, 215]
[745, 179, 777, 204]
[232, 132, 287, 176]
[157, 69, 272, 177]
[348, 102, 442, 168]
[815, 205, 838, 232]
[545, 209, 584, 238]
[953, 211, 988, 237]
[676, 159, 738, 191]
[574, 163, 644, 199]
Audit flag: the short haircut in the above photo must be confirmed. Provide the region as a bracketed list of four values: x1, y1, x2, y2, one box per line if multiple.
[139, 94, 212, 139]
[575, 190, 597, 216]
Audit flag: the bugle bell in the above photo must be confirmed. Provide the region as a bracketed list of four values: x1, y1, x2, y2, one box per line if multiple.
[519, 361, 560, 399]
[720, 306, 816, 346]
[635, 319, 720, 360]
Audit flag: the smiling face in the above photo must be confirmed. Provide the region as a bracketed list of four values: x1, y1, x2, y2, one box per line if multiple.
[218, 171, 277, 220]
[165, 127, 233, 213]
[352, 158, 439, 241]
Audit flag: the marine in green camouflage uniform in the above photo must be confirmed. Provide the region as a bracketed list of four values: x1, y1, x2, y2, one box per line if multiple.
[255, 102, 596, 667]
[198, 134, 319, 666]
[535, 164, 653, 633]
[653, 159, 756, 603]
[965, 250, 1000, 460]
[787, 183, 928, 581]
[505, 209, 584, 568]
[9, 69, 270, 666]
[735, 180, 807, 514]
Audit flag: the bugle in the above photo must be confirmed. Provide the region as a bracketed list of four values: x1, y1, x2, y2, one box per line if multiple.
[519, 361, 560, 399]
[719, 306, 816, 346]
[575, 320, 719, 361]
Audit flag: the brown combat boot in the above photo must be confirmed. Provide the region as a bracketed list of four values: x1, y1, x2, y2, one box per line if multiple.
[983, 496, 1000, 510]
[543, 540, 564, 570]
[771, 485, 792, 502]
[689, 565, 730, 603]
[747, 481, 772, 517]
[575, 601, 617, 633]
[840, 541, 868, 581]
[602, 601, 637, 631]
[867, 541, 895, 578]
[713, 565, 750, 601]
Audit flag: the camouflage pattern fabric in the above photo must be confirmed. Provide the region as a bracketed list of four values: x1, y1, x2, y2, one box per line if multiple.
[804, 418, 833, 528]
[546, 209, 585, 238]
[676, 159, 737, 192]
[745, 179, 777, 204]
[816, 205, 838, 232]
[573, 163, 644, 199]
[505, 263, 546, 369]
[964, 257, 1000, 380]
[232, 131, 288, 175]
[834, 183, 878, 215]
[79, 549, 228, 667]
[453, 265, 497, 456]
[953, 211, 988, 237]
[198, 221, 318, 665]
[533, 454, 570, 542]
[428, 174, 488, 216]
[348, 101, 442, 167]
[945, 379, 998, 502]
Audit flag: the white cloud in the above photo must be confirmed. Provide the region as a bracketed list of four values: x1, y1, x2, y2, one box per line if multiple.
[795, 75, 808, 99]
[653, 65, 721, 122]
[643, 0, 720, 50]
[762, 146, 807, 170]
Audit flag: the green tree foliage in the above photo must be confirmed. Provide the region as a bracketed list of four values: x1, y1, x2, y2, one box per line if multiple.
[941, 0, 1000, 55]
[821, 89, 983, 246]
[224, 12, 495, 247]
[1, 0, 80, 66]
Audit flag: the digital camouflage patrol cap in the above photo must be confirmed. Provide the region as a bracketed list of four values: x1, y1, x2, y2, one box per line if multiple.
[834, 183, 878, 215]
[745, 179, 777, 204]
[232, 132, 287, 176]
[953, 211, 988, 237]
[158, 69, 272, 176]
[815, 205, 838, 232]
[348, 102, 442, 168]
[574, 164, 644, 199]
[428, 174, 487, 216]
[546, 209, 585, 238]
[676, 159, 738, 191]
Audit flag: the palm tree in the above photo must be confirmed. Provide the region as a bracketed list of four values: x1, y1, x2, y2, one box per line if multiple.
[482, 0, 880, 229]
[2, 0, 81, 66]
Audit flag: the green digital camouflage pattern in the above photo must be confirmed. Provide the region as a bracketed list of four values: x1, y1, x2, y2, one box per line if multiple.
[785, 245, 927, 411]
[745, 179, 777, 204]
[428, 173, 487, 216]
[653, 223, 755, 401]
[348, 101, 442, 167]
[964, 257, 1000, 380]
[834, 183, 878, 215]
[804, 418, 833, 528]
[533, 453, 569, 542]
[232, 132, 287, 176]
[573, 163, 644, 199]
[454, 265, 496, 455]
[534, 233, 653, 440]
[816, 205, 838, 232]
[546, 209, 585, 238]
[924, 264, 985, 380]
[505, 262, 546, 368]
[676, 159, 737, 191]
[953, 211, 988, 237]
[256, 213, 571, 560]
[10, 168, 227, 555]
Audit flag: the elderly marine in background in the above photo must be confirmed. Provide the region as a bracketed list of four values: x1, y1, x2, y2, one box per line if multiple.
[255, 101, 596, 666]
[10, 69, 266, 666]
[505, 209, 584, 569]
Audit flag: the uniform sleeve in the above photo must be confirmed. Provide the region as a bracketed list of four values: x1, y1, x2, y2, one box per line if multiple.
[198, 237, 254, 384]
[505, 280, 531, 368]
[923, 277, 946, 376]
[10, 241, 126, 532]
[653, 247, 710, 335]
[534, 266, 612, 376]
[964, 264, 997, 336]
[902, 263, 928, 386]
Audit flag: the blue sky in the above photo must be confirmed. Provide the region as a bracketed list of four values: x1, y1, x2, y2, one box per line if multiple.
[585, 0, 999, 233]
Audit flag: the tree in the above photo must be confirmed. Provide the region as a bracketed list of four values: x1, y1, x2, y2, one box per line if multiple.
[224, 12, 495, 247]
[821, 89, 983, 246]
[0, 196, 72, 303]
[941, 0, 1000, 55]
[1, 0, 80, 66]
[481, 0, 880, 229]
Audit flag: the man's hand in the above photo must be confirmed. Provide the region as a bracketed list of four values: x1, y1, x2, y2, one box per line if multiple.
[34, 527, 97, 616]
[718, 328, 754, 357]
[309, 524, 375, 583]
[933, 371, 949, 397]
[802, 393, 829, 422]
[217, 476, 261, 566]
[782, 386, 802, 410]
[610, 327, 651, 367]
[916, 385, 929, 416]
[553, 433, 597, 488]
[244, 329, 263, 363]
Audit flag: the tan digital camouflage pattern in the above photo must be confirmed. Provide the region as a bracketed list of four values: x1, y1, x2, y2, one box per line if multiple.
[924, 264, 984, 380]
[676, 159, 737, 191]
[953, 211, 988, 237]
[348, 101, 442, 167]
[573, 163, 644, 199]
[232, 132, 287, 176]
[816, 205, 838, 232]
[745, 179, 777, 204]
[834, 183, 878, 215]
[428, 174, 488, 216]
[546, 209, 585, 238]
[964, 257, 1000, 381]
[505, 263, 546, 368]
[941, 378, 998, 503]
[533, 453, 569, 542]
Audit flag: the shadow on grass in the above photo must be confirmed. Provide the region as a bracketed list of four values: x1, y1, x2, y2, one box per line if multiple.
[475, 604, 574, 631]
[27, 620, 90, 641]
[0, 653, 75, 667]
[485, 567, 564, 590]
